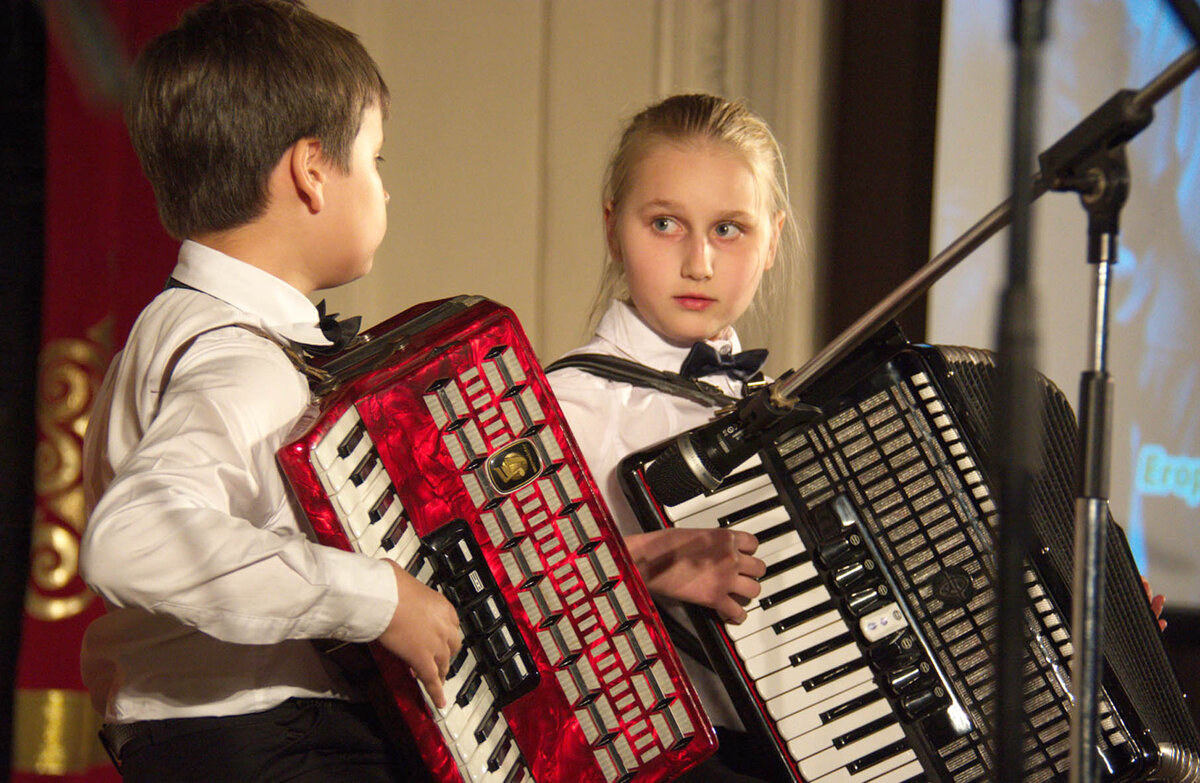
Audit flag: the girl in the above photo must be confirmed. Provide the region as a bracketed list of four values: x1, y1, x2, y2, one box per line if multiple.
[547, 93, 799, 783]
[547, 93, 1170, 783]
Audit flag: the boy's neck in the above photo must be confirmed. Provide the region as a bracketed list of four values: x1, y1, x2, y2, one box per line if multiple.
[189, 138, 338, 297]
[191, 224, 314, 296]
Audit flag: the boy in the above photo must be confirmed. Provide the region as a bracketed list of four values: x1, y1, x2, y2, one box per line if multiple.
[79, 2, 460, 780]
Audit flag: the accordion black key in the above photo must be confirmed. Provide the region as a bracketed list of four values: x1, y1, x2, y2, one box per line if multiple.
[620, 328, 1200, 782]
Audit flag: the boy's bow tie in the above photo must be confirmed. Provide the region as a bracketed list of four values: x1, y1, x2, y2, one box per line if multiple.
[678, 342, 768, 380]
[310, 300, 361, 354]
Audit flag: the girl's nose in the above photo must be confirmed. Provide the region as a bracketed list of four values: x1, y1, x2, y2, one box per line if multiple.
[681, 236, 714, 280]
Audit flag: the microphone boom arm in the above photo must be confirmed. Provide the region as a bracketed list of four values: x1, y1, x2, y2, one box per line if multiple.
[775, 45, 1199, 406]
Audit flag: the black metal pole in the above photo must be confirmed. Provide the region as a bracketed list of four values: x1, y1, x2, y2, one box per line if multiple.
[1052, 86, 1132, 783]
[992, 2, 1051, 779]
[0, 1, 47, 776]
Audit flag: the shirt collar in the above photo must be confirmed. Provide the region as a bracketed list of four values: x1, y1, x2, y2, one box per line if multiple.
[593, 299, 742, 373]
[171, 240, 331, 346]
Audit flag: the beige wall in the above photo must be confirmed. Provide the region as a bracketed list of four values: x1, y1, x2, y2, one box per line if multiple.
[309, 0, 829, 374]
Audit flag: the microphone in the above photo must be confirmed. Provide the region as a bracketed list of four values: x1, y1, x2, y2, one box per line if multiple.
[643, 385, 821, 506]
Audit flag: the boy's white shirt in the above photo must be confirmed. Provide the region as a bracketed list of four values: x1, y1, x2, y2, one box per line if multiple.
[547, 298, 749, 730]
[80, 240, 397, 723]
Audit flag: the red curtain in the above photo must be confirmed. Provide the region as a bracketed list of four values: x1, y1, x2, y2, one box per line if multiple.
[11, 2, 198, 780]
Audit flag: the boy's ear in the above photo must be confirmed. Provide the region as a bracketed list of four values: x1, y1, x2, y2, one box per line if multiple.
[289, 138, 327, 213]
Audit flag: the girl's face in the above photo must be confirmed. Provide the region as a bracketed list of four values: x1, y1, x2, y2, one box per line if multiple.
[607, 142, 782, 345]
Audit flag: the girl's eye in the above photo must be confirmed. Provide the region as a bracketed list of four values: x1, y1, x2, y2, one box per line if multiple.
[651, 217, 676, 233]
[375, 156, 385, 168]
[714, 222, 743, 239]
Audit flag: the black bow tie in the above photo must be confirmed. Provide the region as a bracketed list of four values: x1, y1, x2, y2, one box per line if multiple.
[678, 342, 768, 380]
[308, 300, 361, 355]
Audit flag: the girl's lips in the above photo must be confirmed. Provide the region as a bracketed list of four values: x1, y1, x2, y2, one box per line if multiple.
[675, 295, 714, 311]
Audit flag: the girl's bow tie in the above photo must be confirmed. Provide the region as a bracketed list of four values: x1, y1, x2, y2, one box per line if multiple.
[678, 342, 768, 380]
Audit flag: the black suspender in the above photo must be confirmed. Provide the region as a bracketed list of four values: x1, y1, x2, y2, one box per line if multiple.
[544, 353, 736, 407]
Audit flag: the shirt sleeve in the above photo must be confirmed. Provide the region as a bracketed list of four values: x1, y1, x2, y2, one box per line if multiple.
[81, 327, 397, 646]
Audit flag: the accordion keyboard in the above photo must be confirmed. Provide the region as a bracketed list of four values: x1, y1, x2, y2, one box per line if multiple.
[311, 406, 535, 783]
[620, 340, 1191, 782]
[661, 459, 927, 783]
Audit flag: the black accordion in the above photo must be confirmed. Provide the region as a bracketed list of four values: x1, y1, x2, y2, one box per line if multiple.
[620, 327, 1200, 782]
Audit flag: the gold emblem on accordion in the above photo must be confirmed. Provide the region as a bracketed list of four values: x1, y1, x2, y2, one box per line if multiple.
[486, 439, 542, 494]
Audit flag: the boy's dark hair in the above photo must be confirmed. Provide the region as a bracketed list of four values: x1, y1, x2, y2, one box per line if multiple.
[126, 0, 389, 239]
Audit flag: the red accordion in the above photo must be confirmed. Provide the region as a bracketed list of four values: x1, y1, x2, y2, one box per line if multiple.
[277, 296, 715, 783]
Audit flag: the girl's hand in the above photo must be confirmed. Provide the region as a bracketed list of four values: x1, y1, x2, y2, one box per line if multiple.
[1142, 576, 1167, 632]
[627, 528, 766, 624]
[377, 560, 463, 708]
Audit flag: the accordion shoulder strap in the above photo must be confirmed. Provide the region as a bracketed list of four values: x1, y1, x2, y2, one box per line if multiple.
[158, 277, 328, 398]
[544, 353, 735, 407]
[153, 323, 319, 421]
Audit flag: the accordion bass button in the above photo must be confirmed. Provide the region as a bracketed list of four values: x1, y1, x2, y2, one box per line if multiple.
[809, 500, 854, 541]
[831, 559, 874, 590]
[899, 684, 950, 721]
[885, 661, 932, 695]
[866, 628, 919, 669]
[845, 584, 889, 617]
[816, 532, 863, 567]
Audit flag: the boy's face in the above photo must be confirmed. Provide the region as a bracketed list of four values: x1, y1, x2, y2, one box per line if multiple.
[609, 142, 779, 345]
[313, 104, 388, 289]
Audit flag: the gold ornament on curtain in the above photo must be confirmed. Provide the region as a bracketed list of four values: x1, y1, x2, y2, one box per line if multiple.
[27, 318, 113, 622]
[13, 688, 109, 775]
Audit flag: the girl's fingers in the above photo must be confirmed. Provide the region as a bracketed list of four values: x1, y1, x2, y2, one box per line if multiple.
[733, 530, 759, 554]
[739, 554, 767, 579]
[717, 596, 748, 624]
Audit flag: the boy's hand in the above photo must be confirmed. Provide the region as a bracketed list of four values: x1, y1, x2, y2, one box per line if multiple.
[629, 528, 766, 624]
[377, 561, 462, 709]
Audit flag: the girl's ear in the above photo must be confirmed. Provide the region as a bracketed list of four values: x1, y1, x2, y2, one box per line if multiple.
[603, 201, 622, 263]
[289, 138, 326, 214]
[764, 210, 786, 270]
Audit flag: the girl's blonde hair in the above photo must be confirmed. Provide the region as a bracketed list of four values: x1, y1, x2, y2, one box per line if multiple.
[590, 93, 803, 331]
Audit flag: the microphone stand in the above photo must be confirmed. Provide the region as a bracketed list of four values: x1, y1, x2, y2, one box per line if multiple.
[1062, 137, 1121, 783]
[1168, 0, 1200, 50]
